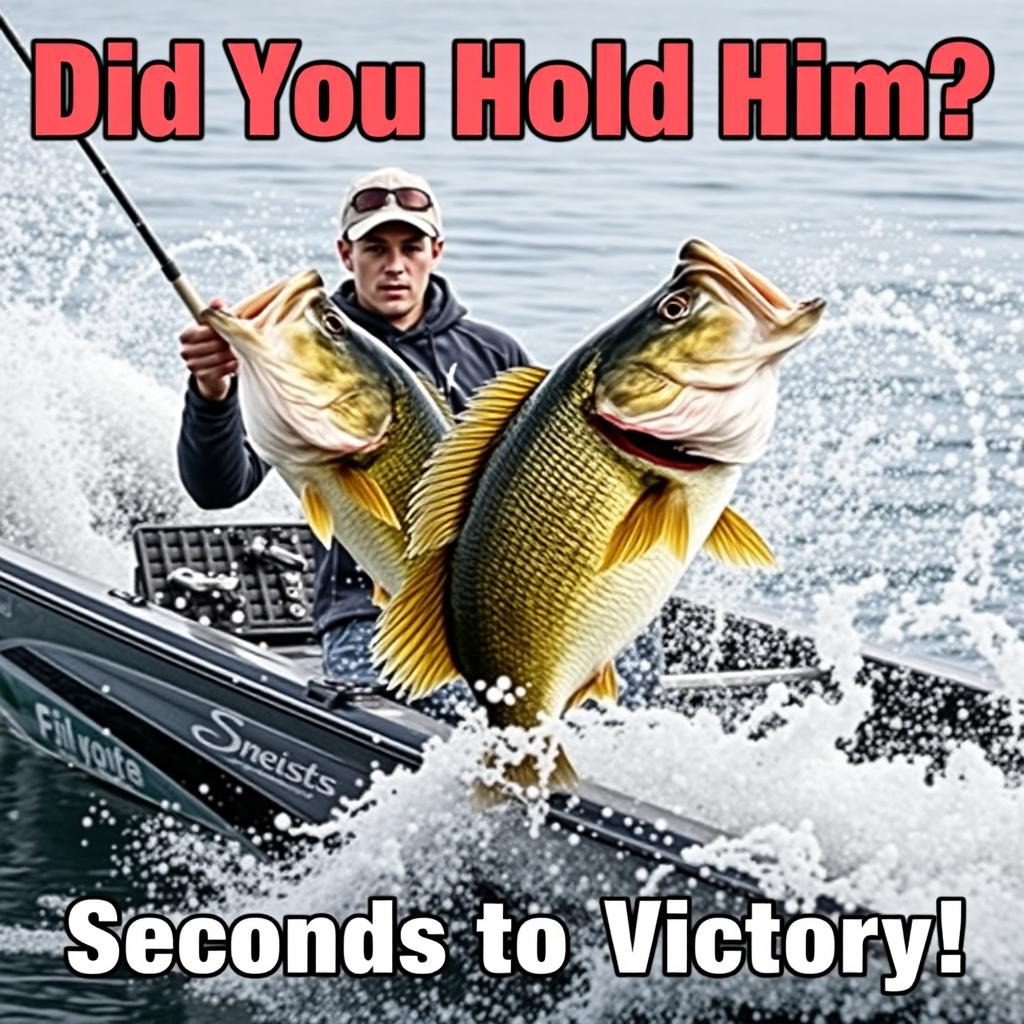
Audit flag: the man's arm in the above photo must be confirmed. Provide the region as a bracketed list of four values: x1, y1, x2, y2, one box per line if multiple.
[176, 302, 268, 509]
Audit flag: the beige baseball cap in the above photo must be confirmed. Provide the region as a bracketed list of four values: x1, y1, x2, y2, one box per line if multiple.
[339, 167, 443, 241]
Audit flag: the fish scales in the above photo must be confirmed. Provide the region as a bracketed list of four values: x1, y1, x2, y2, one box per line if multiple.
[449, 358, 671, 724]
[204, 269, 450, 604]
[295, 384, 440, 594]
[378, 238, 824, 788]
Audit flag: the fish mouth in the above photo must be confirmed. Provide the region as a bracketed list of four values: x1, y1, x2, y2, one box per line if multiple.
[233, 268, 324, 328]
[202, 269, 325, 349]
[678, 238, 794, 324]
[589, 412, 721, 472]
[673, 239, 826, 366]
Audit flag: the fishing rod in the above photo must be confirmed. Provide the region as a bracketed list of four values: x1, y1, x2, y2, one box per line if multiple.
[0, 12, 207, 321]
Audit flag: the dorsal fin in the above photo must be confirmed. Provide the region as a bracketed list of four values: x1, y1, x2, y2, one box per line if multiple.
[703, 506, 775, 567]
[599, 482, 689, 572]
[407, 365, 549, 558]
[414, 373, 455, 428]
[371, 548, 461, 700]
[335, 463, 400, 531]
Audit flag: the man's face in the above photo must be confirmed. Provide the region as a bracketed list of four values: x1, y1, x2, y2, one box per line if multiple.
[338, 224, 443, 328]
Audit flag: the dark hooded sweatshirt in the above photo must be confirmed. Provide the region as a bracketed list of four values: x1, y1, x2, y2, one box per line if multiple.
[177, 274, 531, 636]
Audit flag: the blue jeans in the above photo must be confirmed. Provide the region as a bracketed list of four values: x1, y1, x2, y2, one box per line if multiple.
[321, 618, 475, 723]
[321, 616, 666, 721]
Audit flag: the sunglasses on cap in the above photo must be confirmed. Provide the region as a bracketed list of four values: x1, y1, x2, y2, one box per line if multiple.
[350, 187, 433, 213]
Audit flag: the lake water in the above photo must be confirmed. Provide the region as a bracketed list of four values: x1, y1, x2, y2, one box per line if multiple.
[0, 0, 1022, 1020]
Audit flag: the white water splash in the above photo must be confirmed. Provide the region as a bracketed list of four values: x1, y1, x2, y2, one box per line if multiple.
[678, 223, 1024, 689]
[14, 666, 1007, 1023]
[1, 53, 1022, 1020]
[0, 129, 303, 582]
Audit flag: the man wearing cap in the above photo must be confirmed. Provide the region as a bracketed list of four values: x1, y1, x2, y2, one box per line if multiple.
[176, 168, 531, 708]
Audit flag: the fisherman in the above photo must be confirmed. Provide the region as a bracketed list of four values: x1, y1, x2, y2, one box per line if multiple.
[175, 168, 526, 697]
[177, 166, 661, 714]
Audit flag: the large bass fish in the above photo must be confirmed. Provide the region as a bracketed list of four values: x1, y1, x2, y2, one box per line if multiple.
[202, 269, 451, 605]
[374, 239, 824, 789]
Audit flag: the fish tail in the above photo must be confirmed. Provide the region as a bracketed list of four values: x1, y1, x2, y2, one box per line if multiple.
[473, 743, 579, 808]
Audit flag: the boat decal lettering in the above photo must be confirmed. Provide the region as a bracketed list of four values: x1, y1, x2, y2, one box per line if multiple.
[34, 700, 146, 791]
[191, 706, 338, 800]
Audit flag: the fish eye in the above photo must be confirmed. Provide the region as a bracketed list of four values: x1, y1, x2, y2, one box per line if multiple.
[658, 292, 690, 321]
[322, 310, 346, 334]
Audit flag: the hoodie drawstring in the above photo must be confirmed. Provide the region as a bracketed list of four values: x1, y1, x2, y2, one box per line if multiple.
[425, 325, 445, 395]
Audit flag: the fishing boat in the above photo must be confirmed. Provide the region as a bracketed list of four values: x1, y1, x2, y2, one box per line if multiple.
[0, 522, 1013, 898]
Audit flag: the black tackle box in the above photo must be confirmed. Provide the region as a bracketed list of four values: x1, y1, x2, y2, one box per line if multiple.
[132, 522, 317, 644]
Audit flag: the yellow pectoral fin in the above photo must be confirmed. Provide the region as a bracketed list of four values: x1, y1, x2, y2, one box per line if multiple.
[565, 662, 620, 710]
[301, 483, 334, 548]
[600, 482, 689, 572]
[371, 582, 390, 609]
[408, 365, 549, 557]
[335, 464, 400, 530]
[704, 506, 775, 567]
[371, 550, 460, 700]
